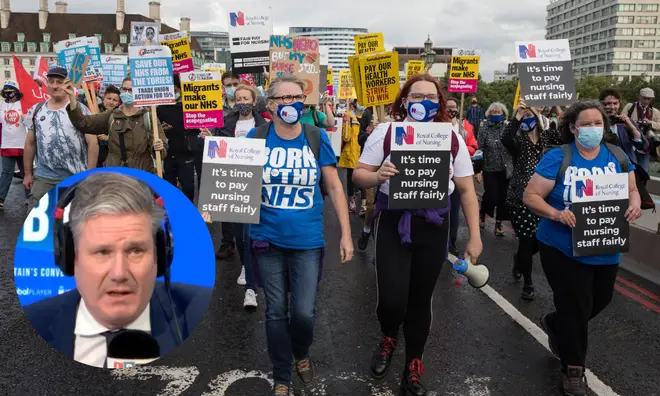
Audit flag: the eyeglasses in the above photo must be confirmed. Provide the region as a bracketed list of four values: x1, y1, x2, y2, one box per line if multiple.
[269, 94, 307, 104]
[407, 93, 440, 102]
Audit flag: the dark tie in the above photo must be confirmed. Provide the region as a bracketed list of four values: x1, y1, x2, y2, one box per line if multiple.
[102, 329, 128, 369]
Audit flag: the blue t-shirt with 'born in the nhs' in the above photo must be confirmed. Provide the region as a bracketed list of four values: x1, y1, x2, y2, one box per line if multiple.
[246, 123, 337, 250]
[536, 142, 634, 265]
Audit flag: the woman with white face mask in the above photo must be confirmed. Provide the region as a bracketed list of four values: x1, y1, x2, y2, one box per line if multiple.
[0, 80, 29, 208]
[523, 101, 641, 396]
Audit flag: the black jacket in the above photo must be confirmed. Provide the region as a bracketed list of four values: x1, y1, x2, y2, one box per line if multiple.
[213, 108, 268, 137]
[157, 102, 200, 157]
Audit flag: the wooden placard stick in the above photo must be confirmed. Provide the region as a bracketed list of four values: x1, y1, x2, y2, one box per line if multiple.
[88, 82, 99, 114]
[458, 93, 465, 134]
[150, 106, 163, 178]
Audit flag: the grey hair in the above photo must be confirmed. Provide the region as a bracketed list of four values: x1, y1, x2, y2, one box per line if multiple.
[486, 102, 509, 118]
[266, 73, 305, 99]
[68, 172, 166, 242]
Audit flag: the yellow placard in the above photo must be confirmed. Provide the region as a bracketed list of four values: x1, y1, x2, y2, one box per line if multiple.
[327, 68, 333, 87]
[405, 60, 425, 80]
[358, 51, 400, 107]
[513, 82, 521, 109]
[338, 70, 356, 100]
[180, 71, 224, 129]
[160, 33, 194, 74]
[354, 32, 385, 55]
[348, 55, 363, 103]
[448, 51, 480, 94]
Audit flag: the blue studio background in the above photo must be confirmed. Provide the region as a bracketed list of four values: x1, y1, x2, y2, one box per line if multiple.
[14, 167, 216, 307]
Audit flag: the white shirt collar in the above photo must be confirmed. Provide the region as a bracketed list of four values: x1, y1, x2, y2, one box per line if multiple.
[74, 299, 151, 336]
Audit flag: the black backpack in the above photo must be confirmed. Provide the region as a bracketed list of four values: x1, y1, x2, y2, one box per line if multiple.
[252, 123, 328, 199]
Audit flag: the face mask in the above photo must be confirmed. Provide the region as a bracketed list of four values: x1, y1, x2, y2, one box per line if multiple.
[576, 126, 604, 149]
[357, 105, 366, 111]
[5, 91, 16, 99]
[407, 100, 438, 122]
[120, 92, 134, 105]
[519, 116, 537, 132]
[277, 101, 305, 124]
[225, 87, 235, 100]
[236, 103, 254, 117]
[489, 114, 504, 124]
[448, 109, 459, 119]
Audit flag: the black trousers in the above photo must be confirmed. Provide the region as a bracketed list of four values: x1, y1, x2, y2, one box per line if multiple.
[374, 210, 449, 362]
[539, 243, 618, 368]
[222, 222, 236, 247]
[164, 154, 196, 202]
[481, 170, 509, 222]
[97, 143, 109, 167]
[346, 168, 356, 197]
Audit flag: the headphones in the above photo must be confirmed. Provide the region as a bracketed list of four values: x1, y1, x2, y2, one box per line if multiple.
[52, 182, 174, 278]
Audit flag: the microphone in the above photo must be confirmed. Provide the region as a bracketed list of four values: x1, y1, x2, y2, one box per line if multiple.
[448, 254, 490, 289]
[106, 329, 160, 369]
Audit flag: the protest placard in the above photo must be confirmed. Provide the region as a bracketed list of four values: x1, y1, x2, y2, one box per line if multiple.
[348, 55, 363, 102]
[180, 71, 223, 130]
[571, 173, 629, 257]
[128, 46, 176, 107]
[388, 122, 452, 210]
[101, 55, 128, 91]
[160, 31, 194, 74]
[338, 70, 356, 100]
[85, 37, 103, 81]
[448, 49, 481, 94]
[327, 68, 334, 96]
[405, 60, 425, 80]
[269, 35, 320, 105]
[320, 46, 330, 66]
[319, 65, 328, 97]
[358, 52, 400, 107]
[131, 22, 159, 45]
[228, 7, 273, 74]
[54, 37, 89, 70]
[201, 63, 227, 74]
[198, 137, 267, 224]
[69, 53, 90, 88]
[354, 33, 385, 55]
[240, 74, 256, 86]
[325, 117, 343, 157]
[515, 39, 576, 107]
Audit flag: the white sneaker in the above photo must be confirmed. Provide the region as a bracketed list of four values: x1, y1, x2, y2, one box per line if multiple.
[237, 266, 246, 286]
[243, 289, 257, 308]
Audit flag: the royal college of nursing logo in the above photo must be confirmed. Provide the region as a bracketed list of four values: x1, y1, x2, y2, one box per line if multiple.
[575, 179, 594, 198]
[207, 140, 228, 159]
[518, 44, 537, 59]
[394, 125, 415, 146]
[230, 11, 245, 27]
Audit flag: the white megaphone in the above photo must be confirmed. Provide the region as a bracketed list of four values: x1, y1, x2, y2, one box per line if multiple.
[448, 254, 489, 289]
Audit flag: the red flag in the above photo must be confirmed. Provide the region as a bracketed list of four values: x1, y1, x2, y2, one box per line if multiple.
[32, 56, 50, 93]
[13, 55, 49, 114]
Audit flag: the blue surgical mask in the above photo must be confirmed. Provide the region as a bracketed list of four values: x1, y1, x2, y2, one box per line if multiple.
[408, 100, 439, 123]
[357, 105, 366, 111]
[489, 114, 504, 124]
[519, 116, 537, 132]
[277, 101, 305, 124]
[576, 126, 604, 149]
[225, 87, 235, 100]
[120, 92, 134, 105]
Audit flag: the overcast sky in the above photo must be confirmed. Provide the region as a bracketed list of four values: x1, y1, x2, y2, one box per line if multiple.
[15, 0, 550, 81]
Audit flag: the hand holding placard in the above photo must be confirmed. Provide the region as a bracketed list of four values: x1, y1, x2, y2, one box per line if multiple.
[69, 53, 90, 88]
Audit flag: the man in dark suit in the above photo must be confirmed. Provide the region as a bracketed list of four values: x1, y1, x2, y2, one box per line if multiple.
[22, 172, 212, 368]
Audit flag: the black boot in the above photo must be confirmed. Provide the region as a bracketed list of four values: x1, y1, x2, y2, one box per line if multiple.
[370, 336, 397, 380]
[521, 274, 535, 301]
[358, 231, 370, 251]
[400, 359, 427, 396]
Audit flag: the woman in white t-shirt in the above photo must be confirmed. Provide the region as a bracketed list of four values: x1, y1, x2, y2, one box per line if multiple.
[0, 80, 29, 208]
[352, 74, 483, 395]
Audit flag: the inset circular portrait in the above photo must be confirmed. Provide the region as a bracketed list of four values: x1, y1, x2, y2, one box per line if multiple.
[13, 167, 216, 369]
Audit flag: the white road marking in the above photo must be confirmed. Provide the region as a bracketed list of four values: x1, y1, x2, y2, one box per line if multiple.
[109, 366, 199, 396]
[201, 369, 272, 395]
[479, 284, 621, 396]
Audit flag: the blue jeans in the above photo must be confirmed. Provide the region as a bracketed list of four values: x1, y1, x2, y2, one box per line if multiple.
[233, 223, 256, 291]
[0, 156, 28, 202]
[255, 246, 322, 385]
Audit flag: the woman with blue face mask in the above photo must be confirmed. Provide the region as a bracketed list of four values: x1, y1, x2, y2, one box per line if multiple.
[476, 102, 511, 236]
[353, 74, 483, 396]
[523, 102, 642, 396]
[245, 74, 353, 396]
[501, 99, 562, 301]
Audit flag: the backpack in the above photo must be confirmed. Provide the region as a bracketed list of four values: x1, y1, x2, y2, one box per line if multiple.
[253, 122, 328, 199]
[311, 108, 321, 128]
[108, 111, 152, 166]
[547, 143, 628, 184]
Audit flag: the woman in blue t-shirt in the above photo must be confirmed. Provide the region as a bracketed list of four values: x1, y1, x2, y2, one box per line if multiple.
[523, 101, 642, 396]
[246, 74, 354, 396]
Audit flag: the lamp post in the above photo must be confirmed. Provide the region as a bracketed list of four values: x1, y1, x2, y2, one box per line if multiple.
[421, 35, 436, 71]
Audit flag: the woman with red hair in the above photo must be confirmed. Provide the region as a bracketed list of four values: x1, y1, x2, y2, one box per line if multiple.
[352, 74, 483, 395]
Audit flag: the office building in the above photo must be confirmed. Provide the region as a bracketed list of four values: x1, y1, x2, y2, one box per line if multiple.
[494, 70, 516, 81]
[0, 0, 209, 81]
[546, 0, 660, 80]
[191, 31, 230, 63]
[289, 26, 368, 72]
